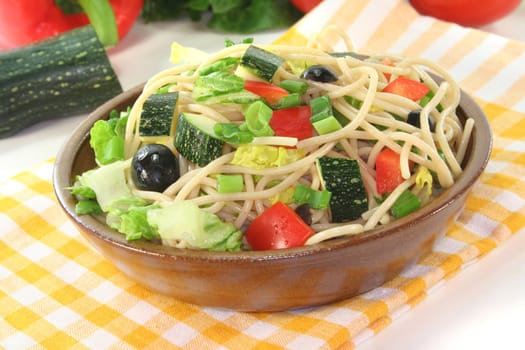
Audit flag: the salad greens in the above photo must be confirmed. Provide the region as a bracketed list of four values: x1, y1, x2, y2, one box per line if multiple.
[72, 109, 243, 251]
[210, 100, 276, 144]
[213, 123, 254, 144]
[89, 108, 129, 165]
[192, 71, 260, 104]
[75, 160, 133, 211]
[141, 0, 302, 33]
[106, 200, 157, 241]
[67, 38, 451, 252]
[292, 184, 332, 210]
[230, 144, 305, 170]
[147, 201, 243, 251]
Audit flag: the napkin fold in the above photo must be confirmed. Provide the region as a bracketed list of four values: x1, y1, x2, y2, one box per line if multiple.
[1, 0, 525, 349]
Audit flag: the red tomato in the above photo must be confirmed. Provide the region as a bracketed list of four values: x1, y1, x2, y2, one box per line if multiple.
[244, 80, 289, 105]
[382, 77, 430, 102]
[270, 106, 313, 140]
[246, 202, 314, 250]
[290, 0, 323, 13]
[375, 148, 414, 195]
[409, 0, 521, 27]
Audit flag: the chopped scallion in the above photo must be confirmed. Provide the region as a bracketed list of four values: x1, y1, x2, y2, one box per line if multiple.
[310, 190, 332, 209]
[279, 80, 308, 94]
[217, 174, 244, 193]
[419, 90, 443, 112]
[390, 190, 421, 219]
[244, 100, 274, 137]
[293, 184, 331, 209]
[292, 184, 311, 204]
[333, 108, 350, 127]
[312, 115, 342, 135]
[310, 95, 333, 123]
[343, 95, 363, 109]
[273, 93, 301, 109]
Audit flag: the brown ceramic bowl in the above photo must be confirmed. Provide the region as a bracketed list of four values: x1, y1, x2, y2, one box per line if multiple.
[53, 83, 492, 312]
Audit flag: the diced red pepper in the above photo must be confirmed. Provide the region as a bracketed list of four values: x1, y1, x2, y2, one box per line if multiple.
[246, 202, 314, 250]
[375, 148, 414, 195]
[269, 105, 313, 140]
[0, 0, 143, 49]
[382, 77, 430, 102]
[381, 57, 395, 81]
[244, 80, 289, 105]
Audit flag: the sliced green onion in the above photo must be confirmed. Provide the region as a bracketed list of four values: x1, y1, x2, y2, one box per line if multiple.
[312, 116, 342, 135]
[273, 93, 301, 109]
[214, 100, 277, 143]
[217, 174, 244, 193]
[244, 101, 274, 137]
[293, 184, 311, 204]
[156, 83, 177, 94]
[333, 108, 350, 127]
[310, 95, 333, 123]
[428, 150, 447, 189]
[279, 80, 308, 94]
[309, 190, 332, 209]
[343, 95, 363, 109]
[419, 90, 443, 112]
[390, 190, 421, 219]
[293, 184, 331, 209]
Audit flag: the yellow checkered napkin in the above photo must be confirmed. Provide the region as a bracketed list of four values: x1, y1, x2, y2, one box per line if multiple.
[2, 0, 525, 348]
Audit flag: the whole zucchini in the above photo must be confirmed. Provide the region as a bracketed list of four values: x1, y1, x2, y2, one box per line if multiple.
[0, 25, 122, 138]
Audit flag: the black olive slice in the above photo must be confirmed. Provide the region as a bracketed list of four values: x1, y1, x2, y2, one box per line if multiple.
[300, 65, 338, 83]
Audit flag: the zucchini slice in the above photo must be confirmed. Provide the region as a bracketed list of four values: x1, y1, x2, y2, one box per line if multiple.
[238, 45, 283, 82]
[139, 91, 179, 142]
[174, 113, 224, 167]
[316, 157, 368, 222]
[0, 25, 122, 138]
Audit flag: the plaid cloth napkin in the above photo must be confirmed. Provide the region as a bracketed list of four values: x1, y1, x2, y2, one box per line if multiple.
[1, 0, 524, 348]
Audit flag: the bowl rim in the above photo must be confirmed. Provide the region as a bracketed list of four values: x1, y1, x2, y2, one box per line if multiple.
[53, 83, 492, 262]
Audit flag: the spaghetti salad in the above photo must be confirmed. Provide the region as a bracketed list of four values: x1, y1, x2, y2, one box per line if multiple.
[71, 36, 473, 251]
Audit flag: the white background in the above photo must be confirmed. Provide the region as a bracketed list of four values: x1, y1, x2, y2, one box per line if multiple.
[1, 2, 524, 349]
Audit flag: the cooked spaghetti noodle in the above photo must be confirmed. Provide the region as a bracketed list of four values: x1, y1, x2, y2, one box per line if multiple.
[107, 29, 474, 248]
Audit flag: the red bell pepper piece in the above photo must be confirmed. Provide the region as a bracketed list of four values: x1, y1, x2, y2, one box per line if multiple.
[246, 202, 314, 250]
[269, 105, 313, 140]
[382, 77, 430, 102]
[381, 57, 395, 81]
[375, 148, 414, 195]
[0, 0, 143, 50]
[244, 80, 289, 105]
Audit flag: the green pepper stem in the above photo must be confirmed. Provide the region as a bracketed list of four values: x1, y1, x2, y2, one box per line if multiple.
[78, 0, 119, 47]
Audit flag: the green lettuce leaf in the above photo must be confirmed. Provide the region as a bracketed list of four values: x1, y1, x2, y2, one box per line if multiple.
[105, 198, 159, 241]
[147, 200, 242, 251]
[89, 108, 129, 165]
